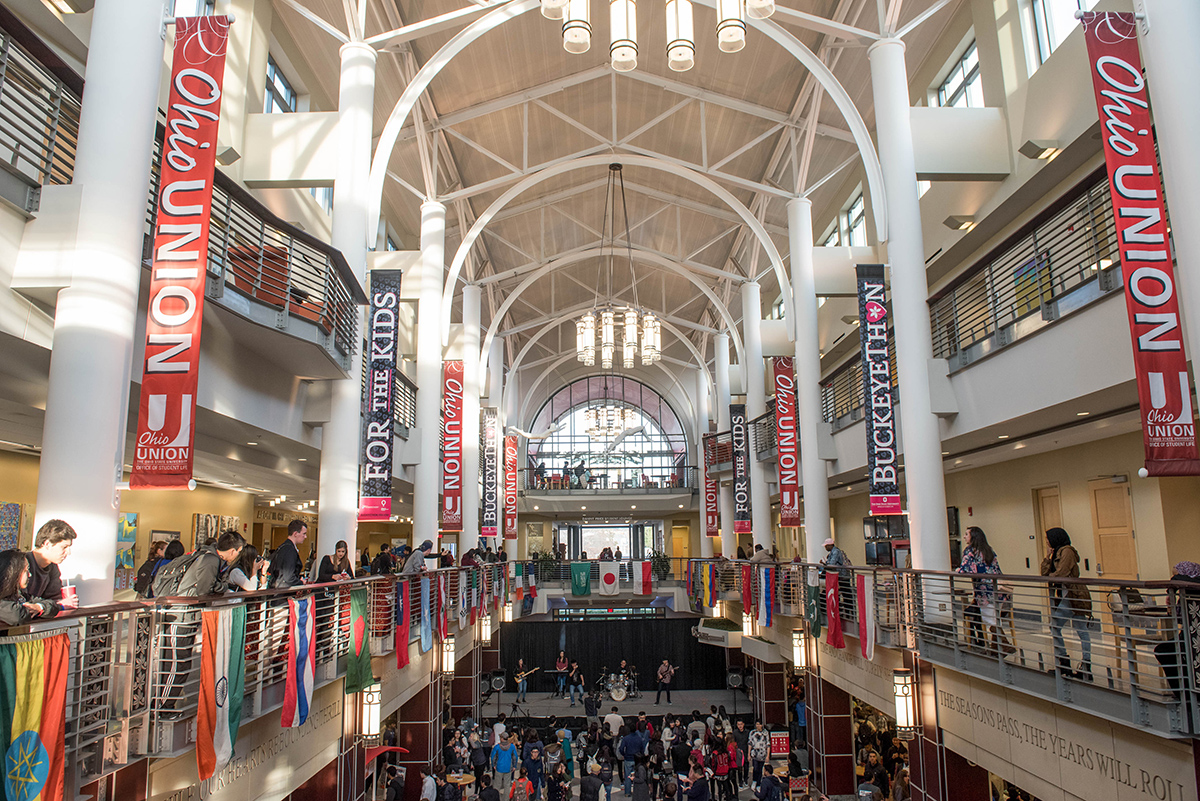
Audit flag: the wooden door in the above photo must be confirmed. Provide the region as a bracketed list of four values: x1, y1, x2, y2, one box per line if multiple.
[1032, 485, 1062, 566]
[672, 525, 690, 559]
[1089, 478, 1138, 580]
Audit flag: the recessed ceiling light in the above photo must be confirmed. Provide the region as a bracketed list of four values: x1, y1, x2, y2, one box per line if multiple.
[533, 505, 539, 510]
[997, 435, 1009, 440]
[678, 504, 684, 508]
[630, 505, 637, 509]
[581, 505, 586, 510]
[298, 458, 307, 461]
[1076, 411, 1090, 417]
[941, 451, 950, 456]
[247, 441, 258, 446]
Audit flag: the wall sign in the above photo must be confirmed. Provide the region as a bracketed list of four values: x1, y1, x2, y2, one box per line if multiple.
[702, 434, 719, 538]
[730, 403, 751, 534]
[131, 17, 231, 490]
[855, 264, 902, 515]
[503, 435, 518, 540]
[481, 407, 499, 539]
[441, 361, 464, 531]
[773, 357, 800, 527]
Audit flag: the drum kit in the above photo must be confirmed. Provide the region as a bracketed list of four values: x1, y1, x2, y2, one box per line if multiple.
[599, 667, 639, 701]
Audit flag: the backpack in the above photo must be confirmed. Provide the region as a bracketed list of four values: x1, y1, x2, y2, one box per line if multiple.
[152, 551, 204, 598]
[599, 760, 614, 783]
[513, 780, 531, 801]
[765, 778, 782, 801]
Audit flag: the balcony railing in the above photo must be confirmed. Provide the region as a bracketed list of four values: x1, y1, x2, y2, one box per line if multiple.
[819, 334, 897, 431]
[523, 557, 692, 588]
[689, 558, 1199, 738]
[520, 465, 698, 491]
[928, 168, 1121, 370]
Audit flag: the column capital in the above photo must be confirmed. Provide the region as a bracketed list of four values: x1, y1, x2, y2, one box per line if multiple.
[422, 199, 448, 215]
[340, 40, 379, 63]
[867, 36, 906, 57]
[785, 196, 812, 213]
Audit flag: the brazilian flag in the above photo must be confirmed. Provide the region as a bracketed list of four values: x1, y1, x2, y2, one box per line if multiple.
[570, 562, 591, 596]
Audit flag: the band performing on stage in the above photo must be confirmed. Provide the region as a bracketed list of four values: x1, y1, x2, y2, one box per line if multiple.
[516, 656, 683, 705]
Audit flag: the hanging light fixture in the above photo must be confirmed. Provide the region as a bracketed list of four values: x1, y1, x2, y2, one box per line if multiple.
[563, 0, 591, 53]
[665, 0, 695, 71]
[742, 610, 754, 636]
[442, 634, 457, 676]
[502, 602, 514, 622]
[360, 681, 382, 746]
[610, 0, 638, 72]
[543, 0, 568, 19]
[577, 311, 596, 365]
[600, 309, 615, 369]
[893, 669, 917, 740]
[716, 0, 746, 52]
[745, 0, 774, 20]
[481, 613, 493, 642]
[791, 627, 808, 671]
[623, 309, 638, 368]
[641, 312, 660, 364]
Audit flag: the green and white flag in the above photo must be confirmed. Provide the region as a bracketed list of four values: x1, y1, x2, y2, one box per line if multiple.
[571, 562, 591, 596]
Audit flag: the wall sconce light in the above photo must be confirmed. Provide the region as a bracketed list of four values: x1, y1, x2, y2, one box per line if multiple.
[741, 611, 754, 637]
[502, 602, 514, 622]
[361, 680, 382, 746]
[713, 600, 725, 618]
[791, 627, 808, 671]
[1018, 139, 1060, 160]
[481, 614, 493, 642]
[893, 669, 917, 740]
[942, 215, 975, 231]
[443, 635, 456, 676]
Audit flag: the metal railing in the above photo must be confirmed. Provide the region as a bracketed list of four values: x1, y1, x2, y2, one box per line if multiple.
[750, 399, 776, 457]
[0, 26, 80, 187]
[688, 557, 1200, 736]
[524, 557, 691, 587]
[819, 334, 897, 430]
[359, 360, 418, 436]
[928, 170, 1121, 368]
[520, 465, 698, 491]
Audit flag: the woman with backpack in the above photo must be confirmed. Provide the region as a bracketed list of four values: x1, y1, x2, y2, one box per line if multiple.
[547, 760, 571, 801]
[709, 737, 733, 801]
[469, 732, 490, 788]
[597, 745, 617, 801]
[631, 755, 651, 801]
[510, 767, 534, 801]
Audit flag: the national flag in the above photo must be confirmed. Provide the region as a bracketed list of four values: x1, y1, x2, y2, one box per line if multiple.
[857, 573, 876, 660]
[282, 596, 316, 727]
[469, 570, 479, 625]
[633, 561, 652, 595]
[396, 580, 411, 669]
[528, 563, 538, 598]
[571, 562, 591, 596]
[805, 568, 821, 639]
[0, 632, 68, 801]
[420, 576, 433, 653]
[346, 588, 372, 694]
[758, 567, 773, 628]
[707, 564, 717, 608]
[198, 606, 246, 781]
[700, 563, 712, 608]
[686, 560, 694, 601]
[741, 564, 753, 611]
[514, 563, 525, 601]
[494, 565, 502, 610]
[599, 561, 619, 596]
[437, 573, 449, 642]
[824, 571, 845, 649]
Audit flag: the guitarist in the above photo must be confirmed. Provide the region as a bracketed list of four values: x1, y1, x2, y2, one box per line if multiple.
[655, 659, 677, 705]
[516, 658, 535, 702]
[567, 659, 585, 708]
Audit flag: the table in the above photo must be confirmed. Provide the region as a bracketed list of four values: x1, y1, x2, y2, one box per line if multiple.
[447, 774, 476, 788]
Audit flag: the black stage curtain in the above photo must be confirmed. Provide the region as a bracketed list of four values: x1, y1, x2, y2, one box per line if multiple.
[498, 618, 726, 694]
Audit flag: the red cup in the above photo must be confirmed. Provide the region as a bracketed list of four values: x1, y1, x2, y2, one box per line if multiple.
[61, 585, 77, 604]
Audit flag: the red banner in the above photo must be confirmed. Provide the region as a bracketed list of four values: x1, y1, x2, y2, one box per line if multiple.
[504, 435, 518, 540]
[702, 434, 719, 538]
[131, 17, 230, 490]
[442, 360, 464, 530]
[1081, 13, 1200, 476]
[773, 357, 801, 526]
[824, 571, 845, 649]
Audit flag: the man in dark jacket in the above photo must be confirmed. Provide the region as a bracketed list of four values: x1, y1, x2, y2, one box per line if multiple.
[385, 766, 406, 801]
[26, 519, 78, 615]
[269, 519, 308, 589]
[860, 752, 889, 798]
[478, 773, 501, 801]
[580, 762, 604, 801]
[177, 531, 244, 597]
[731, 720, 750, 788]
[754, 765, 782, 801]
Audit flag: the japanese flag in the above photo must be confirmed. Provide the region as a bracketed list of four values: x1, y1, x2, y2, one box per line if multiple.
[600, 562, 619, 595]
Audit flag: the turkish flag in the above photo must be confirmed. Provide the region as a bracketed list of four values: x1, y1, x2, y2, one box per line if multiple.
[825, 571, 845, 649]
[600, 562, 619, 596]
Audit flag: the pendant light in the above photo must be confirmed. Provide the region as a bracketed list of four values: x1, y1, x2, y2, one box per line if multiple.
[746, 0, 774, 19]
[563, 0, 591, 53]
[610, 0, 638, 72]
[665, 0, 695, 71]
[716, 0, 746, 52]
[600, 309, 615, 369]
[543, 0, 568, 19]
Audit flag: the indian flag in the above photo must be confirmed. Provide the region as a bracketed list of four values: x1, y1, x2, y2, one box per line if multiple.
[0, 633, 68, 801]
[197, 607, 246, 781]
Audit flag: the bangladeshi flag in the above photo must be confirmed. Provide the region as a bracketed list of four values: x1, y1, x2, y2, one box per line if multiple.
[346, 588, 372, 694]
[0, 633, 68, 801]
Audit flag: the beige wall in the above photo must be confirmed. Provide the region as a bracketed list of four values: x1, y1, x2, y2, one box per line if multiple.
[829, 431, 1192, 581]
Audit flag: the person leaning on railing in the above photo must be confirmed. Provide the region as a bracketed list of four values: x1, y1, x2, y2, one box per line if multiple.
[26, 518, 79, 614]
[228, 544, 270, 592]
[1154, 561, 1200, 694]
[0, 549, 56, 626]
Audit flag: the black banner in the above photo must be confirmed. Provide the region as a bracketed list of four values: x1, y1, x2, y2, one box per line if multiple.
[481, 407, 499, 538]
[855, 264, 901, 515]
[730, 403, 751, 534]
[359, 269, 402, 520]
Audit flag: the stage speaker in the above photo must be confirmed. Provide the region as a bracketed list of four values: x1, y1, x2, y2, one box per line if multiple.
[479, 676, 493, 693]
[490, 670, 507, 691]
[727, 669, 744, 688]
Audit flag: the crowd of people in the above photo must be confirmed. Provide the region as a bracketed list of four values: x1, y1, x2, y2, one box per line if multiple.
[850, 703, 909, 801]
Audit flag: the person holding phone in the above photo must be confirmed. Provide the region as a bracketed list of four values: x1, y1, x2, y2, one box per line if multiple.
[319, 540, 357, 582]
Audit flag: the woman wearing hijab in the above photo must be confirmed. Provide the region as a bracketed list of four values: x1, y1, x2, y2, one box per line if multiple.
[318, 540, 356, 583]
[1039, 527, 1093, 680]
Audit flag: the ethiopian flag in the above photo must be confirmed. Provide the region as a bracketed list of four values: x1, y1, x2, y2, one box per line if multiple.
[197, 607, 246, 781]
[0, 632, 68, 801]
[346, 588, 372, 695]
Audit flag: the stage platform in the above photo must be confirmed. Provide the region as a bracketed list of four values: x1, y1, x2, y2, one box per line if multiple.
[475, 688, 756, 728]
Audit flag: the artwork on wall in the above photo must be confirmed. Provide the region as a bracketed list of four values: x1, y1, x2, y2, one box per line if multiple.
[115, 513, 138, 590]
[153, 530, 181, 543]
[0, 503, 21, 550]
[192, 514, 240, 547]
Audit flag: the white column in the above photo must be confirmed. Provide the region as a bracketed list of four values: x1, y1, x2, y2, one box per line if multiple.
[1140, 1, 1200, 367]
[461, 284, 482, 553]
[33, 0, 166, 606]
[414, 201, 447, 547]
[741, 282, 772, 553]
[317, 42, 377, 566]
[868, 39, 950, 572]
[715, 333, 736, 559]
[788, 198, 831, 562]
[694, 367, 713, 558]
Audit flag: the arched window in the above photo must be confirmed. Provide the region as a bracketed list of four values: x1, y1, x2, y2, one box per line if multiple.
[527, 377, 687, 488]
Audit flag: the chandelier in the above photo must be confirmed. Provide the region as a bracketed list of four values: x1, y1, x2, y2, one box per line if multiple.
[585, 404, 637, 440]
[541, 0, 775, 72]
[575, 164, 661, 369]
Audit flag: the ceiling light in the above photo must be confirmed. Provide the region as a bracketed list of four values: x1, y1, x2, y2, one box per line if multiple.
[943, 215, 975, 231]
[610, 0, 638, 72]
[746, 0, 775, 19]
[581, 505, 587, 510]
[1076, 411, 1090, 417]
[941, 451, 950, 456]
[997, 435, 1009, 440]
[665, 0, 695, 71]
[534, 505, 540, 510]
[247, 442, 258, 446]
[678, 504, 684, 508]
[1018, 139, 1060, 160]
[542, 0, 568, 19]
[630, 505, 637, 509]
[563, 0, 592, 53]
[716, 0, 746, 52]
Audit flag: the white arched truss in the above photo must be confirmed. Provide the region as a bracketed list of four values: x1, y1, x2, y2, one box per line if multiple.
[476, 246, 747, 382]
